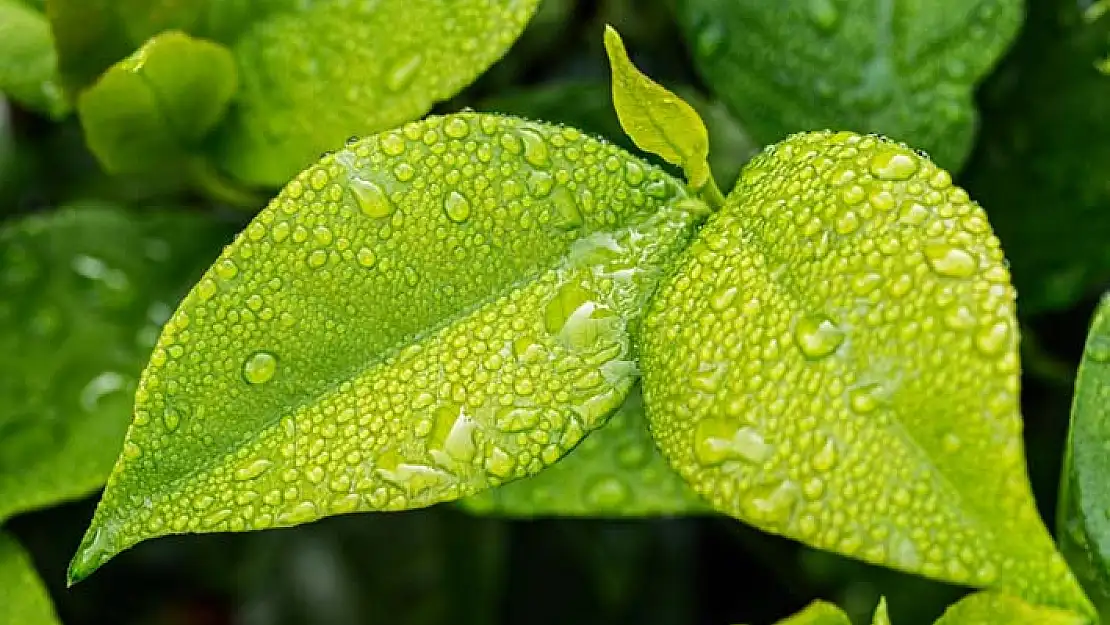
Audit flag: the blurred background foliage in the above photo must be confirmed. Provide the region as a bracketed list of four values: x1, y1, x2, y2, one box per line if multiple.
[2, 0, 1109, 623]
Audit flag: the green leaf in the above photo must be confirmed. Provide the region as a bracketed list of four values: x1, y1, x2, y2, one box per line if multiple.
[773, 600, 851, 625]
[0, 203, 234, 523]
[0, 532, 59, 625]
[68, 113, 707, 582]
[933, 592, 1089, 625]
[459, 384, 708, 516]
[677, 0, 1022, 171]
[639, 130, 1092, 614]
[963, 4, 1110, 315]
[77, 30, 238, 175]
[1058, 294, 1110, 617]
[603, 26, 716, 195]
[0, 0, 68, 118]
[872, 597, 891, 625]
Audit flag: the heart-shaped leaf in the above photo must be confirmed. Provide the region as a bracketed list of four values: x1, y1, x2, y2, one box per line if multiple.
[69, 113, 707, 582]
[1058, 293, 1110, 616]
[639, 130, 1091, 614]
[0, 203, 233, 523]
[460, 384, 707, 516]
[0, 0, 67, 118]
[78, 31, 237, 174]
[0, 532, 59, 625]
[933, 591, 1088, 624]
[676, 0, 1021, 171]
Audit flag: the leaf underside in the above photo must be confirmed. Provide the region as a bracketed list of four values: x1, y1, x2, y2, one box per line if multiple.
[640, 130, 1090, 614]
[0, 532, 59, 625]
[70, 113, 705, 582]
[460, 384, 708, 517]
[677, 0, 1022, 171]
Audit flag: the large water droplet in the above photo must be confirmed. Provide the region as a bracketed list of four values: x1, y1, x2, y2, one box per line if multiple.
[518, 129, 550, 168]
[350, 178, 393, 218]
[975, 321, 1012, 357]
[243, 351, 278, 385]
[694, 420, 772, 466]
[444, 191, 471, 223]
[925, 244, 977, 278]
[235, 459, 273, 481]
[869, 148, 919, 181]
[551, 187, 583, 230]
[793, 315, 845, 360]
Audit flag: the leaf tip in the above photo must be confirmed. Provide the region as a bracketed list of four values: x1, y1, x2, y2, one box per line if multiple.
[66, 521, 119, 586]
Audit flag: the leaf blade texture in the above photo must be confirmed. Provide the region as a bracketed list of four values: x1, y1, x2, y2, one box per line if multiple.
[639, 130, 1091, 614]
[603, 26, 713, 190]
[0, 532, 59, 625]
[460, 384, 708, 516]
[0, 0, 68, 118]
[932, 591, 1089, 625]
[1058, 294, 1110, 617]
[69, 113, 706, 582]
[77, 31, 238, 174]
[677, 0, 1022, 171]
[0, 204, 232, 523]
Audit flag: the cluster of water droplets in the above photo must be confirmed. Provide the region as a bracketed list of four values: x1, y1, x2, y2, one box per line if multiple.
[640, 130, 1072, 599]
[74, 113, 704, 576]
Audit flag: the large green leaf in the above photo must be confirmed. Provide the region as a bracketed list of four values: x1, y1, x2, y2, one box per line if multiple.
[1058, 294, 1110, 617]
[77, 30, 238, 174]
[460, 385, 707, 516]
[676, 0, 1022, 171]
[0, 0, 68, 118]
[639, 130, 1091, 614]
[0, 532, 59, 625]
[49, 0, 542, 186]
[932, 591, 1088, 624]
[69, 113, 707, 582]
[0, 203, 234, 523]
[963, 2, 1110, 315]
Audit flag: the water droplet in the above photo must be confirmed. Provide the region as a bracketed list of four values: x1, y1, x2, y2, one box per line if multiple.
[485, 447, 516, 479]
[350, 178, 393, 218]
[793, 315, 845, 360]
[444, 191, 471, 223]
[975, 321, 1012, 357]
[710, 286, 738, 312]
[277, 501, 318, 525]
[163, 407, 181, 431]
[357, 247, 376, 268]
[551, 187, 583, 230]
[870, 148, 919, 181]
[243, 351, 278, 385]
[584, 476, 630, 509]
[518, 129, 550, 167]
[848, 383, 882, 414]
[215, 259, 239, 281]
[235, 459, 273, 481]
[925, 244, 977, 278]
[694, 420, 772, 466]
[444, 117, 470, 139]
[387, 53, 423, 91]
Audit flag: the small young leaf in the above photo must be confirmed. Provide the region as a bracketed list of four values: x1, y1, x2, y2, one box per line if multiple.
[773, 600, 851, 625]
[1058, 294, 1110, 616]
[872, 597, 891, 625]
[460, 385, 708, 517]
[0, 203, 234, 523]
[69, 113, 706, 582]
[677, 0, 1022, 171]
[78, 31, 238, 174]
[603, 26, 715, 193]
[0, 0, 68, 118]
[639, 131, 1092, 614]
[933, 591, 1089, 625]
[0, 532, 59, 625]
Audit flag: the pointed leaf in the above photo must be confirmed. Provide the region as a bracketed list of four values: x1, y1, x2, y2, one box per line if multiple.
[0, 532, 59, 625]
[1058, 293, 1110, 616]
[639, 130, 1092, 614]
[0, 203, 233, 523]
[773, 600, 851, 625]
[460, 384, 708, 516]
[603, 26, 713, 190]
[78, 31, 238, 174]
[933, 592, 1088, 625]
[677, 0, 1022, 171]
[0, 0, 68, 118]
[872, 597, 891, 625]
[69, 113, 706, 582]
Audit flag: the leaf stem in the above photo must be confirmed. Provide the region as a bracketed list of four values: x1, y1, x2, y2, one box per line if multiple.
[187, 157, 267, 210]
[697, 175, 726, 210]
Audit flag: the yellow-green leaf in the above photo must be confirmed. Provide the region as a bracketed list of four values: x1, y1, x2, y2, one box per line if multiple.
[603, 25, 714, 193]
[1058, 293, 1110, 617]
[460, 384, 708, 517]
[639, 130, 1092, 614]
[873, 597, 891, 625]
[933, 592, 1089, 625]
[69, 113, 706, 582]
[77, 31, 238, 174]
[773, 600, 851, 625]
[0, 532, 59, 625]
[0, 0, 68, 118]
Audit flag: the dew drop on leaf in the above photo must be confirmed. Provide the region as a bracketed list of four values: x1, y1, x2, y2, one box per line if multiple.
[242, 351, 278, 385]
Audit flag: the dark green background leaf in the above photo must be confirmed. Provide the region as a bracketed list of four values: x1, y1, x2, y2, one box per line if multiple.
[0, 0, 67, 118]
[0, 531, 59, 625]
